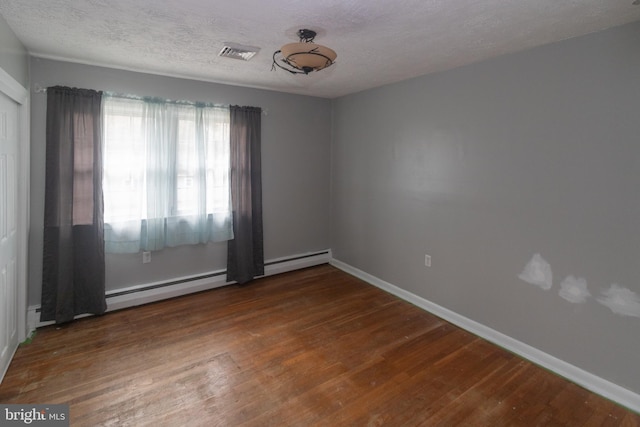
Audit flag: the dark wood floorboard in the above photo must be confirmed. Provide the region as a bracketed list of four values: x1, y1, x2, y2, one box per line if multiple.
[1, 265, 638, 426]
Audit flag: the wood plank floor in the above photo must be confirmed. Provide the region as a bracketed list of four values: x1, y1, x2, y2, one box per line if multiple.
[1, 265, 638, 426]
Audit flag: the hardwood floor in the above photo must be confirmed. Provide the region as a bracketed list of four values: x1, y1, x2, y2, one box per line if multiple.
[1, 265, 638, 426]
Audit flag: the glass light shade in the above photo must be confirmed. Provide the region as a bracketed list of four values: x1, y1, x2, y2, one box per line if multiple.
[280, 42, 337, 71]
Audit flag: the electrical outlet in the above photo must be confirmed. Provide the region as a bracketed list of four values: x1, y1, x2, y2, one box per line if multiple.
[424, 254, 431, 267]
[142, 251, 151, 264]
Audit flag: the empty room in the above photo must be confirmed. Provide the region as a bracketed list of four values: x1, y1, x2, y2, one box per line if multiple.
[0, 1, 639, 425]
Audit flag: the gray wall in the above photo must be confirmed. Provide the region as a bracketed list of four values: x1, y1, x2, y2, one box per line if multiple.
[331, 21, 640, 394]
[29, 58, 331, 304]
[0, 13, 28, 87]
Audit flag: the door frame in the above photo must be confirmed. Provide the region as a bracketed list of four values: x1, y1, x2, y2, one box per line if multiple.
[0, 66, 30, 354]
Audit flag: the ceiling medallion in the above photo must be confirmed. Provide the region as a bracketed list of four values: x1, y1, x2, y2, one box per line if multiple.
[272, 29, 337, 75]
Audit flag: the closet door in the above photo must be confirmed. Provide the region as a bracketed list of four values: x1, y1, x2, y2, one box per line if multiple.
[0, 90, 19, 381]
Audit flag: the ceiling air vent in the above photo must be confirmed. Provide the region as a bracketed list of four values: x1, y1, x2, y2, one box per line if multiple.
[218, 43, 260, 61]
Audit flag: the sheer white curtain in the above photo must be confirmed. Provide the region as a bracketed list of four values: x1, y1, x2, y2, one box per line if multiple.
[102, 95, 233, 253]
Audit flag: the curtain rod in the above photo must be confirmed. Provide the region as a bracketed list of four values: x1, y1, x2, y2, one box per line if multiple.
[32, 83, 268, 115]
[103, 91, 229, 109]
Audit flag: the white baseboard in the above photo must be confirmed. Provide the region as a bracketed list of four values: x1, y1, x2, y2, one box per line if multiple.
[28, 250, 331, 331]
[329, 257, 640, 414]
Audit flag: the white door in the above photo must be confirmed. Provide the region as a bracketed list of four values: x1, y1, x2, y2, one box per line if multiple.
[0, 90, 19, 381]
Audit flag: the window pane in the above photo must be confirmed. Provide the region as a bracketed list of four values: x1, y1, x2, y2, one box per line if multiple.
[102, 96, 232, 252]
[176, 112, 198, 216]
[103, 98, 146, 223]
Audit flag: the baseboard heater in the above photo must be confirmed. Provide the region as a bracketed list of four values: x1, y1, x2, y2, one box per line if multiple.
[107, 250, 330, 299]
[105, 271, 226, 299]
[29, 250, 331, 331]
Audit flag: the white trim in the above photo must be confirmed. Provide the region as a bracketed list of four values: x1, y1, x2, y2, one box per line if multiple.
[0, 67, 27, 104]
[29, 250, 331, 329]
[329, 257, 640, 414]
[30, 53, 299, 99]
[27, 308, 40, 337]
[17, 89, 30, 344]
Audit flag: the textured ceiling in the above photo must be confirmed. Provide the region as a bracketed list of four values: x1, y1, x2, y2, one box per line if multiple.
[1, 0, 640, 98]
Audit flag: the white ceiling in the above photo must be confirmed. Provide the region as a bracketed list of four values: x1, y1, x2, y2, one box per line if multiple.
[1, 0, 640, 99]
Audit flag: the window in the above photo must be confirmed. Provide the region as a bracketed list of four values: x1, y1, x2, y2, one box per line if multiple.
[102, 95, 233, 253]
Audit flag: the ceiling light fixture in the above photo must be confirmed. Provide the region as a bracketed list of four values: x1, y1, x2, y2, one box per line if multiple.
[272, 29, 337, 75]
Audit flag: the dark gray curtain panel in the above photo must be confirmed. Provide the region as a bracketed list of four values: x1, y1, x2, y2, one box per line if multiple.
[227, 106, 264, 284]
[41, 86, 106, 323]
